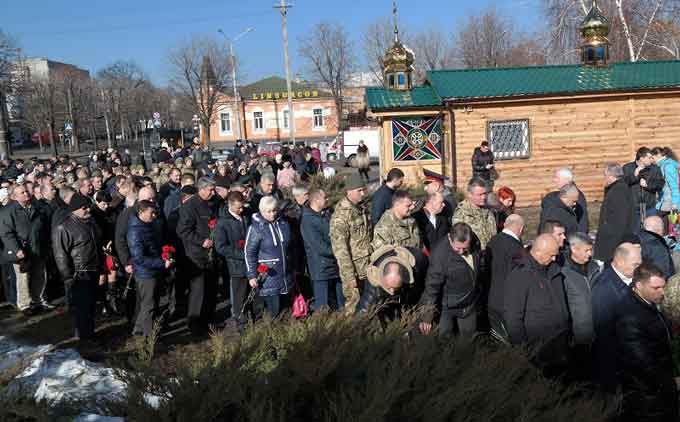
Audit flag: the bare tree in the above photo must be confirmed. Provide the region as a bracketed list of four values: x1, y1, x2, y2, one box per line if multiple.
[455, 8, 515, 68]
[22, 76, 59, 157]
[167, 35, 232, 148]
[0, 29, 22, 158]
[362, 17, 411, 86]
[411, 28, 455, 81]
[97, 61, 147, 148]
[58, 68, 92, 152]
[298, 22, 356, 131]
[542, 0, 680, 63]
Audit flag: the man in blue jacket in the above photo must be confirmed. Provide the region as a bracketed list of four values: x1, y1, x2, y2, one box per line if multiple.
[128, 200, 172, 337]
[591, 241, 641, 392]
[371, 168, 404, 226]
[301, 189, 343, 311]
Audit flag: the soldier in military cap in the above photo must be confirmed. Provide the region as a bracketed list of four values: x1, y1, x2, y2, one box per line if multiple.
[330, 173, 373, 314]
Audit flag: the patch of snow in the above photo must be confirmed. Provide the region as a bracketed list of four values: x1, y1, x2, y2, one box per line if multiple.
[74, 414, 125, 422]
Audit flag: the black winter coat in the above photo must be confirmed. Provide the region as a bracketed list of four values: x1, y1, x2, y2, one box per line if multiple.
[114, 205, 135, 266]
[486, 231, 525, 314]
[420, 238, 481, 320]
[177, 195, 216, 270]
[0, 200, 50, 262]
[538, 193, 580, 236]
[616, 290, 678, 422]
[215, 208, 249, 278]
[412, 209, 449, 252]
[539, 189, 588, 235]
[356, 281, 403, 325]
[471, 147, 494, 181]
[52, 215, 105, 281]
[639, 230, 675, 279]
[300, 207, 339, 281]
[594, 179, 633, 262]
[623, 161, 664, 211]
[371, 184, 395, 226]
[503, 256, 570, 346]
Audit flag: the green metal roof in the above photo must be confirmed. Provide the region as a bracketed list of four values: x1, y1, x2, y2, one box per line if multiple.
[365, 85, 441, 110]
[365, 60, 680, 110]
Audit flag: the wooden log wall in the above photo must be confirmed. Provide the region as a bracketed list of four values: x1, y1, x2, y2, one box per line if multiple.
[452, 93, 680, 208]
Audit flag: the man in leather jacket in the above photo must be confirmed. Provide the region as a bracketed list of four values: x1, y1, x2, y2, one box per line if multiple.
[419, 223, 480, 337]
[52, 193, 106, 341]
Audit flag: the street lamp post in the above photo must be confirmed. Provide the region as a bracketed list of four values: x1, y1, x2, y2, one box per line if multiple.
[218, 27, 253, 143]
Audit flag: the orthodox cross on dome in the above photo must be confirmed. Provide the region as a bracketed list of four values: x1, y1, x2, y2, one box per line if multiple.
[393, 0, 399, 43]
[383, 0, 414, 91]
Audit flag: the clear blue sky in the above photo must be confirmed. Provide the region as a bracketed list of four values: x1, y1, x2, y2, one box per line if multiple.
[2, 0, 542, 86]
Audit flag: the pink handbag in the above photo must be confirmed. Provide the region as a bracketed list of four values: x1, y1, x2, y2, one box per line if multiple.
[292, 291, 309, 318]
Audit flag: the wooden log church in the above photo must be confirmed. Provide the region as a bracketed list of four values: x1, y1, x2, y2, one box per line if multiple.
[366, 1, 680, 207]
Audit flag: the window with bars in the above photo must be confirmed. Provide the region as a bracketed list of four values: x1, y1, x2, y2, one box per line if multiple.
[254, 111, 264, 131]
[486, 119, 531, 160]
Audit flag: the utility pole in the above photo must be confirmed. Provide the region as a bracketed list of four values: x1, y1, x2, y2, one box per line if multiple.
[275, 0, 295, 144]
[218, 28, 253, 143]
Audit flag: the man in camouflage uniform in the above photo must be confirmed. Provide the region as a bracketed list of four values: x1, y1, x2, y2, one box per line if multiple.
[330, 174, 373, 314]
[373, 190, 422, 251]
[452, 177, 497, 249]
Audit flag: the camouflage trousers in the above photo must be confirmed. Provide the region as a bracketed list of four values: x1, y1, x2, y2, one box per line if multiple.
[342, 278, 365, 315]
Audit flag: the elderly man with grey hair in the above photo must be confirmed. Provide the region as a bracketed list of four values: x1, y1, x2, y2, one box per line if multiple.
[594, 163, 634, 262]
[540, 168, 589, 235]
[250, 172, 283, 213]
[177, 176, 218, 335]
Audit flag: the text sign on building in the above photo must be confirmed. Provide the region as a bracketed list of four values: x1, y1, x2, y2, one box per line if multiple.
[251, 90, 320, 101]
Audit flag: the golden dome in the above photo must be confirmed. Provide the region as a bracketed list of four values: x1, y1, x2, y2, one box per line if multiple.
[580, 0, 610, 40]
[383, 39, 415, 74]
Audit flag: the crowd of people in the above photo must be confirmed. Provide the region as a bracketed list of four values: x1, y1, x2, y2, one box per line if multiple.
[0, 137, 678, 421]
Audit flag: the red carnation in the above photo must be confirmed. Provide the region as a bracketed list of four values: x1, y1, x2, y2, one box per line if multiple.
[105, 255, 115, 272]
[208, 218, 218, 230]
[237, 239, 245, 250]
[162, 245, 176, 261]
[257, 264, 269, 274]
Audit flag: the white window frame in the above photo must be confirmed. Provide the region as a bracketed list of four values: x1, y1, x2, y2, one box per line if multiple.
[313, 108, 324, 129]
[253, 111, 265, 132]
[219, 112, 232, 135]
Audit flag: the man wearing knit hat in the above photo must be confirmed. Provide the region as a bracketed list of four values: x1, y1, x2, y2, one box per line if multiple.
[53, 193, 106, 341]
[330, 173, 373, 314]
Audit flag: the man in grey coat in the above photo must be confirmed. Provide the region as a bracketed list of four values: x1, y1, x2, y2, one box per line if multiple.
[562, 232, 601, 346]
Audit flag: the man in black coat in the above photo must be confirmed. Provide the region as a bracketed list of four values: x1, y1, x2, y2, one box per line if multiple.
[158, 168, 181, 211]
[639, 216, 675, 279]
[300, 189, 342, 311]
[419, 223, 481, 337]
[52, 194, 106, 340]
[503, 234, 570, 372]
[412, 191, 450, 253]
[0, 183, 52, 314]
[592, 241, 642, 392]
[615, 263, 678, 422]
[215, 191, 250, 333]
[370, 168, 404, 226]
[177, 177, 218, 335]
[594, 163, 634, 262]
[541, 168, 588, 234]
[486, 214, 525, 326]
[538, 182, 581, 236]
[249, 172, 283, 213]
[471, 141, 494, 186]
[623, 147, 664, 234]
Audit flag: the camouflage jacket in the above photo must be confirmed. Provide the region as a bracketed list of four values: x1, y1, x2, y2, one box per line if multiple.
[452, 200, 497, 249]
[330, 197, 373, 283]
[372, 210, 422, 251]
